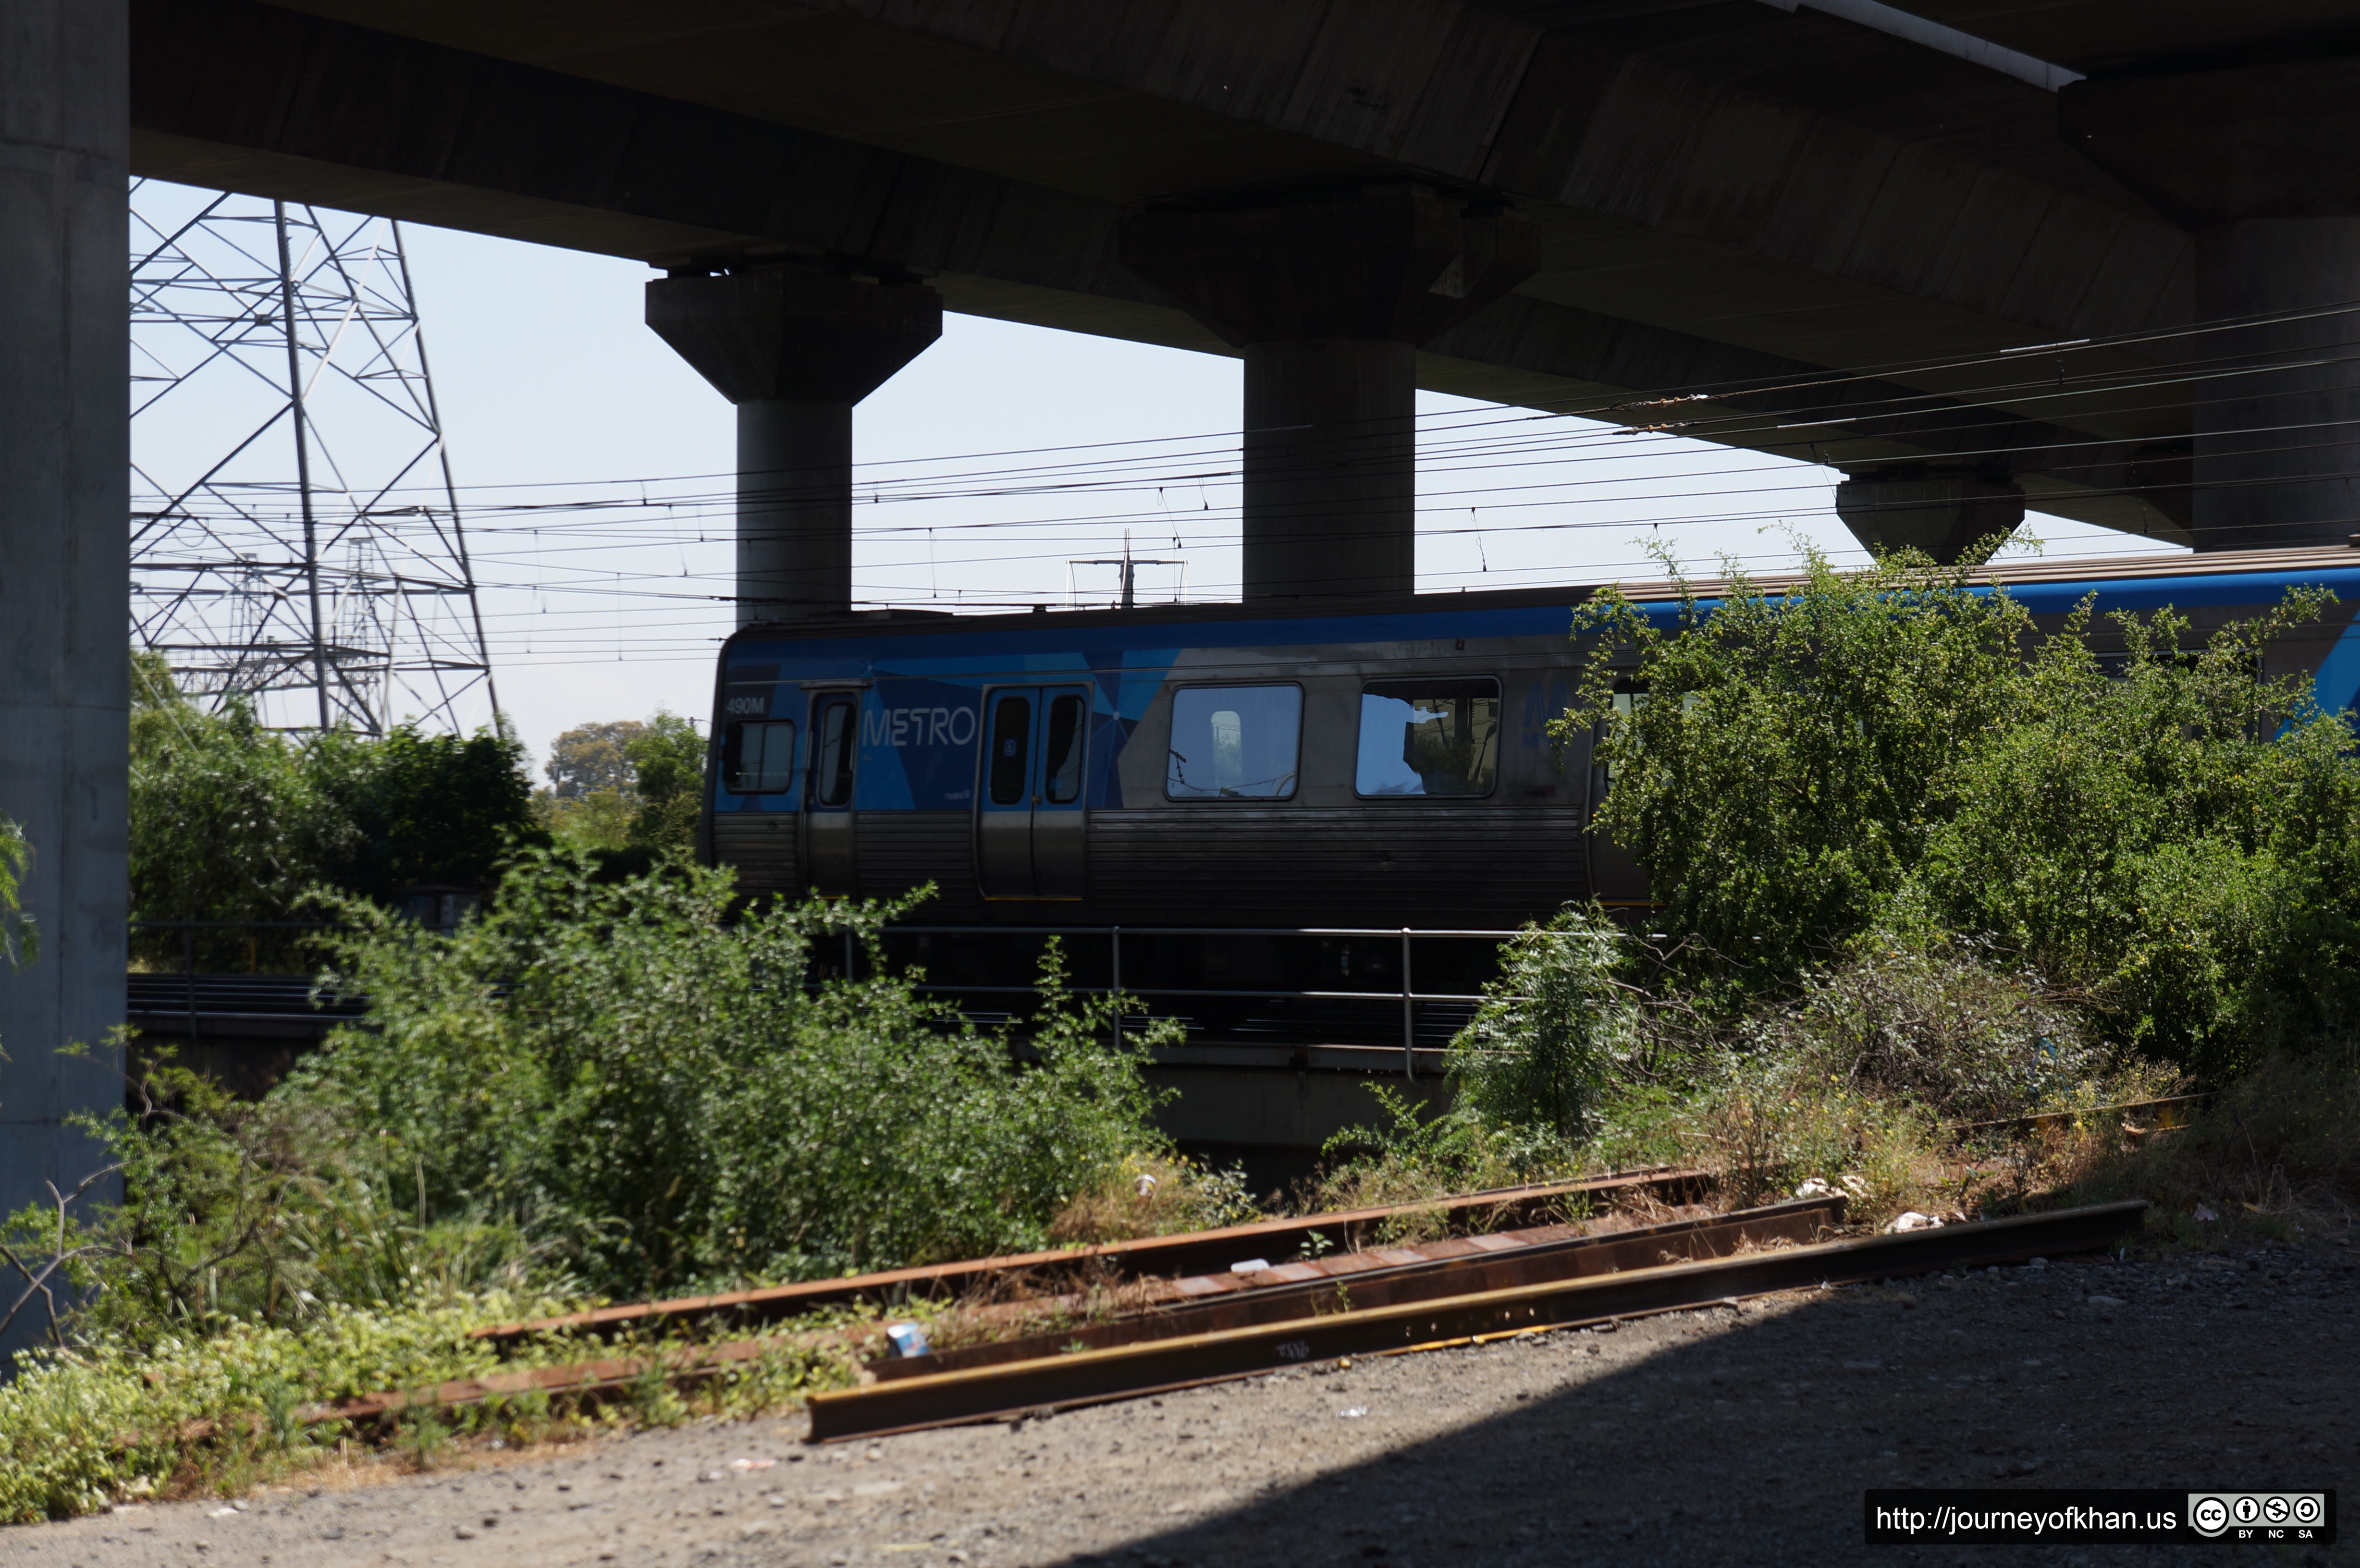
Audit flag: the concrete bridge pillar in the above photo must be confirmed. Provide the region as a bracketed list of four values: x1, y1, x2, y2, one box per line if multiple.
[647, 266, 941, 623]
[2188, 218, 2360, 551]
[1833, 468, 2025, 564]
[0, 0, 129, 1362]
[1121, 186, 1536, 601]
[2065, 61, 2360, 551]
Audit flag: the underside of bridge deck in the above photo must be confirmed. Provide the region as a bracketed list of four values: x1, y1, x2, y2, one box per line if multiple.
[123, 0, 2360, 554]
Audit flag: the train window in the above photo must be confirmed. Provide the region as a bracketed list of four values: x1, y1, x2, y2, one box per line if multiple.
[988, 694, 1032, 805]
[1356, 678, 1500, 797]
[722, 720, 797, 795]
[1166, 685, 1301, 799]
[1042, 692, 1087, 804]
[811, 697, 857, 807]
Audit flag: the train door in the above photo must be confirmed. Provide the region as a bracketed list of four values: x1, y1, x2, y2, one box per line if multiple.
[975, 685, 1089, 900]
[804, 690, 860, 895]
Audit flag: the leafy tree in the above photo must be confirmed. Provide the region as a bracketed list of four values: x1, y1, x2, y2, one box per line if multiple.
[314, 725, 541, 903]
[128, 653, 542, 965]
[1556, 546, 2028, 988]
[128, 653, 352, 969]
[536, 710, 707, 865]
[1903, 592, 2360, 1074]
[1554, 544, 2360, 1074]
[543, 720, 642, 799]
[623, 710, 706, 857]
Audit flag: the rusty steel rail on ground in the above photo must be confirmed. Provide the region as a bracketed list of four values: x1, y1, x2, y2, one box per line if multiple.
[804, 1200, 2151, 1442]
[473, 1167, 1713, 1345]
[308, 1196, 1815, 1435]
[878, 1196, 1845, 1384]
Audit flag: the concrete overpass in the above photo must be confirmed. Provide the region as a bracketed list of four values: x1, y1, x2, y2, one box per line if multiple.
[118, 0, 2360, 567]
[4, 0, 2357, 1338]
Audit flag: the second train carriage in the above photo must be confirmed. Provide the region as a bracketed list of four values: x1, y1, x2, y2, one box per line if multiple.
[702, 546, 2360, 932]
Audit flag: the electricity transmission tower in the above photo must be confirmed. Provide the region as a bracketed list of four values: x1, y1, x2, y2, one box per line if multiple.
[129, 183, 498, 735]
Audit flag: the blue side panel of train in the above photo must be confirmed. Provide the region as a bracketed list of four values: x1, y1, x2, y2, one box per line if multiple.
[703, 558, 2360, 928]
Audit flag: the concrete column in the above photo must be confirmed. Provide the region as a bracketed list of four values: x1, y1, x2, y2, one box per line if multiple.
[1833, 469, 2025, 564]
[2192, 219, 2360, 551]
[737, 400, 853, 622]
[2063, 59, 2360, 551]
[1121, 185, 1536, 601]
[0, 0, 129, 1360]
[1241, 339, 1417, 599]
[647, 266, 940, 623]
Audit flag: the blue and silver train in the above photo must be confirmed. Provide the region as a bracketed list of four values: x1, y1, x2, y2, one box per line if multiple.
[701, 547, 2360, 931]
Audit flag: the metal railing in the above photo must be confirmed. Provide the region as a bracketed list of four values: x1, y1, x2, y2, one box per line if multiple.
[129, 920, 341, 1043]
[875, 924, 1525, 1077]
[128, 919, 1527, 1078]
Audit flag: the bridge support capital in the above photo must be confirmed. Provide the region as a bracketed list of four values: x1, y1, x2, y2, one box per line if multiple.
[1834, 468, 2025, 565]
[646, 266, 941, 622]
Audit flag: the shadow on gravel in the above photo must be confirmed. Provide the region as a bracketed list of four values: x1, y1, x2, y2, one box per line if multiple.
[1046, 1262, 2354, 1568]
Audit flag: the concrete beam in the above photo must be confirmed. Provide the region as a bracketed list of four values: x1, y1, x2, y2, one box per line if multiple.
[2060, 56, 2360, 230]
[0, 0, 129, 1363]
[128, 0, 2196, 544]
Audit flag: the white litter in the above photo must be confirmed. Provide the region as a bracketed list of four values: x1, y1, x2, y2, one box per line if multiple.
[1230, 1258, 1272, 1274]
[1795, 1177, 1833, 1198]
[1339, 1407, 1368, 1419]
[1134, 1173, 1159, 1198]
[1885, 1211, 1942, 1233]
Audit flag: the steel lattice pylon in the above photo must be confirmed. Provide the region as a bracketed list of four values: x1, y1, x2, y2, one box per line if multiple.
[130, 182, 498, 735]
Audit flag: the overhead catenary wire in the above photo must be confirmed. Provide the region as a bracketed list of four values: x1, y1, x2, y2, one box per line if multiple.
[139, 291, 2360, 663]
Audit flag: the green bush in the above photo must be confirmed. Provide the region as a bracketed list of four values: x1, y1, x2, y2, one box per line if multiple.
[1449, 906, 1643, 1139]
[1902, 595, 2360, 1074]
[288, 852, 1181, 1296]
[0, 1297, 531, 1522]
[1731, 943, 2104, 1126]
[1, 1047, 546, 1353]
[1557, 545, 2360, 1074]
[0, 807, 28, 968]
[128, 653, 542, 968]
[1558, 546, 2027, 992]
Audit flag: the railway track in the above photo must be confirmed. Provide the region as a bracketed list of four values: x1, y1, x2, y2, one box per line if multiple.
[808, 1200, 2149, 1441]
[316, 1181, 2150, 1447]
[472, 1166, 1713, 1345]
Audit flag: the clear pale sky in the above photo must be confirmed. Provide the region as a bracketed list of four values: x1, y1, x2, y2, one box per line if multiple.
[131, 185, 2181, 771]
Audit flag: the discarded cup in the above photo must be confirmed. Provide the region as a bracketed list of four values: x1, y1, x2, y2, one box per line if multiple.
[884, 1322, 932, 1358]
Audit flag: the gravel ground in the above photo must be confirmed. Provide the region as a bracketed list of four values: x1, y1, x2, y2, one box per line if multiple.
[16, 1240, 2355, 1568]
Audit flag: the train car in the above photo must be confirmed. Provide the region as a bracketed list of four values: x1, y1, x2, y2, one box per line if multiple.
[702, 546, 2360, 931]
